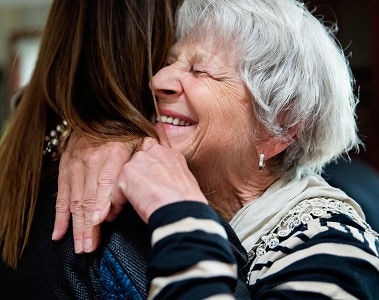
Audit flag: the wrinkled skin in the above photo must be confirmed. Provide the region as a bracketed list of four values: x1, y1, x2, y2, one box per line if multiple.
[54, 134, 206, 252]
[54, 38, 287, 252]
[53, 132, 133, 253]
[117, 138, 207, 223]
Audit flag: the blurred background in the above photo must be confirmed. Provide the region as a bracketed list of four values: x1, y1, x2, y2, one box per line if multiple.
[0, 0, 51, 124]
[0, 0, 378, 173]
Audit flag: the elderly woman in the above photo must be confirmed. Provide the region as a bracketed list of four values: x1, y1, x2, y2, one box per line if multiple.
[56, 0, 379, 298]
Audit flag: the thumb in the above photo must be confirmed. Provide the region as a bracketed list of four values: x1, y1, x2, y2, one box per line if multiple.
[103, 184, 128, 222]
[91, 199, 111, 225]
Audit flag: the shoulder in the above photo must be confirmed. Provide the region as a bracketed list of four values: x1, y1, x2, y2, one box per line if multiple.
[247, 198, 379, 299]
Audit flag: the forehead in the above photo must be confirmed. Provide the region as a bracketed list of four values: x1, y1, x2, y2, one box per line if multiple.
[170, 38, 238, 68]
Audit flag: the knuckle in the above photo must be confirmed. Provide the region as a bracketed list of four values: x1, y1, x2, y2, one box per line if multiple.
[98, 172, 116, 187]
[110, 142, 128, 154]
[83, 191, 96, 205]
[82, 198, 97, 211]
[70, 198, 83, 213]
[85, 153, 101, 166]
[133, 150, 147, 161]
[55, 198, 70, 212]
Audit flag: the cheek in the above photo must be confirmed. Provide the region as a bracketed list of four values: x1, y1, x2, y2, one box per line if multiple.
[185, 79, 256, 159]
[193, 80, 246, 120]
[195, 97, 254, 155]
[207, 86, 253, 135]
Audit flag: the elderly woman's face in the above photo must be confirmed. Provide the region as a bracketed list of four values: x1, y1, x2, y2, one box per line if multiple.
[152, 39, 257, 167]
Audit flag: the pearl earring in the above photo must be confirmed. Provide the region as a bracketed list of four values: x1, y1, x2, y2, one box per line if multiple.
[258, 153, 265, 171]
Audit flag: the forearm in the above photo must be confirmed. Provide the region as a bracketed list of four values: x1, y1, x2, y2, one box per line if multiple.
[147, 201, 237, 300]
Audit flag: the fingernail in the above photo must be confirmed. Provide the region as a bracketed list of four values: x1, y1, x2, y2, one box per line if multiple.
[84, 239, 93, 252]
[92, 211, 101, 225]
[74, 240, 83, 254]
[51, 230, 58, 241]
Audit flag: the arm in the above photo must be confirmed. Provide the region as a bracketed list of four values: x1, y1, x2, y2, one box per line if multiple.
[148, 202, 237, 299]
[117, 138, 237, 299]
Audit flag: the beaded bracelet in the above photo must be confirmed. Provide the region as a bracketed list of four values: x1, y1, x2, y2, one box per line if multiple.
[43, 119, 70, 158]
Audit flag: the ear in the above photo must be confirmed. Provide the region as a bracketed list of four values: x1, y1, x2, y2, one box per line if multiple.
[256, 126, 298, 160]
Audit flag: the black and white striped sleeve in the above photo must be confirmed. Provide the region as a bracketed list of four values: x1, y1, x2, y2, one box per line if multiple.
[147, 201, 237, 300]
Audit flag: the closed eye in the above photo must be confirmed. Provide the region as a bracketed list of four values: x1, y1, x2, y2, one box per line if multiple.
[190, 66, 209, 77]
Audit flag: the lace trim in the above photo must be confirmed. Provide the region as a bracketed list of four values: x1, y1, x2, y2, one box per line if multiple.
[247, 197, 377, 260]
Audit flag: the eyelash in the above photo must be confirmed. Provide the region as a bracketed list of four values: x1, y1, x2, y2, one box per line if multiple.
[164, 60, 210, 78]
[190, 66, 207, 77]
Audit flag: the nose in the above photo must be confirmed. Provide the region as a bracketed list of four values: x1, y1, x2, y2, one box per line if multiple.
[151, 65, 183, 100]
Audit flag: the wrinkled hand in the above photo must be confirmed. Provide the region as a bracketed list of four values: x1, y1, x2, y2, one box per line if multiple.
[117, 138, 207, 223]
[53, 132, 134, 253]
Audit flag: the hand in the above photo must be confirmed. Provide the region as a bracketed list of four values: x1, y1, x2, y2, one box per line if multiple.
[117, 138, 208, 223]
[53, 132, 134, 253]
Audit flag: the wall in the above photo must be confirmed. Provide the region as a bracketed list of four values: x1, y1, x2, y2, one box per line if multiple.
[0, 0, 51, 124]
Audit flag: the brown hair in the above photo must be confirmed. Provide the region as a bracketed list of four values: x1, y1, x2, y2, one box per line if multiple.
[0, 0, 180, 268]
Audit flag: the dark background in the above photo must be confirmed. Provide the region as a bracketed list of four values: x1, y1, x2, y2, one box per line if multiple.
[308, 0, 379, 172]
[0, 0, 378, 173]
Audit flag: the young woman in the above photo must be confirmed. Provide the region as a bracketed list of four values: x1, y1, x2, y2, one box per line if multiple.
[0, 0, 182, 298]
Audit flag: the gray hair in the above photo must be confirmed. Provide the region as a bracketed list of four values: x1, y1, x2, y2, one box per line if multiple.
[176, 0, 361, 179]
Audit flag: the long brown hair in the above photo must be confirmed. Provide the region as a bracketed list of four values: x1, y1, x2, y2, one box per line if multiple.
[0, 0, 180, 268]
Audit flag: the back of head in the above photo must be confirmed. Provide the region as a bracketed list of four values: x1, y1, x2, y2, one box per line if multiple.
[177, 0, 360, 178]
[39, 0, 179, 139]
[0, 0, 179, 268]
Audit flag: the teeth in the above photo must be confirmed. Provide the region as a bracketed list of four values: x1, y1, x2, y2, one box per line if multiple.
[173, 118, 180, 125]
[157, 115, 192, 126]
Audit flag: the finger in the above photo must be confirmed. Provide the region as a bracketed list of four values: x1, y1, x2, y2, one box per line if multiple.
[82, 159, 100, 252]
[53, 162, 71, 241]
[83, 221, 101, 253]
[91, 169, 116, 225]
[94, 200, 112, 223]
[104, 185, 126, 222]
[69, 161, 85, 254]
[92, 143, 133, 225]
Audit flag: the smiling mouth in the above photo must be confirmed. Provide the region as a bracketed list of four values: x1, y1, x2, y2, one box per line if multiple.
[156, 115, 193, 126]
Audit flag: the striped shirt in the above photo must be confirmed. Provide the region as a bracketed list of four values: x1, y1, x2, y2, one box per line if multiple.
[148, 201, 237, 299]
[247, 198, 379, 299]
[147, 199, 379, 299]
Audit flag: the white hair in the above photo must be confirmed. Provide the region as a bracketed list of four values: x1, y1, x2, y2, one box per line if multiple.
[176, 0, 361, 179]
